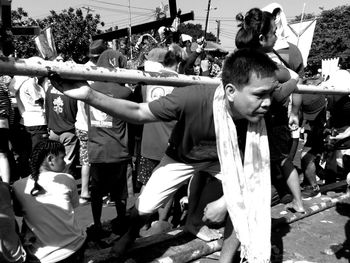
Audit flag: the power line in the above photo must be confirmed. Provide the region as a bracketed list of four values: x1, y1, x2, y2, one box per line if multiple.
[88, 0, 154, 12]
[101, 12, 154, 26]
[101, 13, 155, 29]
[86, 4, 152, 16]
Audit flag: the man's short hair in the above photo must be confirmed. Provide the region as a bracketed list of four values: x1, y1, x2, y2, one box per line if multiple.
[221, 48, 278, 88]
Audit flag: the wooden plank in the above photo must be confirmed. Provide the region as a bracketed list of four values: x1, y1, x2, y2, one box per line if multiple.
[92, 12, 194, 41]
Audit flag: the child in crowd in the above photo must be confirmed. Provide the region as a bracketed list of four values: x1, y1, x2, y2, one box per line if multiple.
[12, 140, 86, 263]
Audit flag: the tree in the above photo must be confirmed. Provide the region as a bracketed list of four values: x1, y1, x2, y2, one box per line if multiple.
[306, 5, 350, 74]
[178, 23, 216, 42]
[12, 7, 105, 63]
[12, 8, 41, 58]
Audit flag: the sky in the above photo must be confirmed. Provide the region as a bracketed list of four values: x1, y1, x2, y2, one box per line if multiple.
[12, 0, 350, 52]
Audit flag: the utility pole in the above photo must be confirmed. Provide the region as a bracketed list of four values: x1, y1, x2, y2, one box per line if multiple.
[216, 20, 220, 43]
[128, 0, 133, 59]
[204, 0, 211, 39]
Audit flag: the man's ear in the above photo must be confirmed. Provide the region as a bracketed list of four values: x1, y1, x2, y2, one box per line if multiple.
[259, 34, 265, 46]
[224, 83, 236, 102]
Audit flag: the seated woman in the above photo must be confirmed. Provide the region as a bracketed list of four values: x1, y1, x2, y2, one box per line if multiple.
[13, 140, 86, 263]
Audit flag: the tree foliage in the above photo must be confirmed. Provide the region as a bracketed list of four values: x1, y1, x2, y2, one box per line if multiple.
[306, 5, 350, 74]
[11, 7, 217, 63]
[178, 23, 216, 42]
[12, 8, 40, 58]
[12, 7, 104, 63]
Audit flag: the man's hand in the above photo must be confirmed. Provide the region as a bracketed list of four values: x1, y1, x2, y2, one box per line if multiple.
[202, 197, 227, 225]
[49, 73, 91, 101]
[288, 112, 299, 131]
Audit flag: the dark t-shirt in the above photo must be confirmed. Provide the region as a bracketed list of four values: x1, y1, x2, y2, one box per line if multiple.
[45, 83, 77, 134]
[149, 85, 247, 163]
[87, 82, 132, 163]
[141, 84, 176, 161]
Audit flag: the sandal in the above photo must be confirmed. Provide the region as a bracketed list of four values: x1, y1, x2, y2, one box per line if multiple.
[285, 202, 306, 214]
[79, 196, 91, 205]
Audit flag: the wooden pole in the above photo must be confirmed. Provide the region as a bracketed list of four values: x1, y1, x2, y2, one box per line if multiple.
[0, 57, 219, 88]
[203, 0, 211, 39]
[0, 57, 350, 95]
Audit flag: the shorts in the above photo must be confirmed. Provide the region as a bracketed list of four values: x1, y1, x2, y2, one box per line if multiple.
[137, 155, 221, 214]
[0, 128, 9, 153]
[76, 129, 89, 166]
[269, 125, 292, 162]
[90, 161, 129, 200]
[137, 156, 160, 185]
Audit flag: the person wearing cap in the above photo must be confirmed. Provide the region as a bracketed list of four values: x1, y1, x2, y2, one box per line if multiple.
[87, 39, 107, 65]
[76, 40, 107, 205]
[85, 49, 132, 240]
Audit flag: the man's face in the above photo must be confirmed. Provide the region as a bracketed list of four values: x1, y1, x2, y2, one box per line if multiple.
[227, 72, 277, 123]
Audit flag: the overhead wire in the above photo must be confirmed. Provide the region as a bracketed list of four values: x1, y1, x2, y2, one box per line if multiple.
[88, 0, 155, 12]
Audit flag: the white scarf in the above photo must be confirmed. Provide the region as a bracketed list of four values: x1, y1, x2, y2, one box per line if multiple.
[213, 84, 271, 262]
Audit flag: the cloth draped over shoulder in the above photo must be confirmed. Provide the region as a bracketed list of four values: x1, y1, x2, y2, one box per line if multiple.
[213, 84, 271, 263]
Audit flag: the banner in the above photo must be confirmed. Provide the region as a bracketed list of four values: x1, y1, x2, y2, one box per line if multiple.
[34, 27, 57, 60]
[286, 19, 317, 67]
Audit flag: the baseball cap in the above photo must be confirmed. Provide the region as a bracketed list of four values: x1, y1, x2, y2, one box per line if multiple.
[88, 39, 107, 58]
[145, 48, 168, 63]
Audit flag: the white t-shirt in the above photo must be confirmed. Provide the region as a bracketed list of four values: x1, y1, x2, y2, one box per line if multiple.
[13, 172, 86, 263]
[75, 61, 95, 131]
[16, 77, 47, 127]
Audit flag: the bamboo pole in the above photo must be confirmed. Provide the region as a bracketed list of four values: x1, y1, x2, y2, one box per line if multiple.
[0, 57, 219, 88]
[0, 57, 350, 95]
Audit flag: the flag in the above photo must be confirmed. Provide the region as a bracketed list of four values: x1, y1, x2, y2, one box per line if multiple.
[286, 19, 317, 67]
[34, 27, 57, 60]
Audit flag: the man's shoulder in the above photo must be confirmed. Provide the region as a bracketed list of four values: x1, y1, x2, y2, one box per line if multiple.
[176, 84, 214, 96]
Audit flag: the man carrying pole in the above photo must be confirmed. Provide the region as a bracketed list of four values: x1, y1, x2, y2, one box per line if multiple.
[49, 48, 279, 263]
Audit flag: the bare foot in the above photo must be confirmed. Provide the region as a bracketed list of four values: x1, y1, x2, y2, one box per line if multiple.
[109, 232, 134, 259]
[285, 200, 306, 214]
[185, 223, 222, 241]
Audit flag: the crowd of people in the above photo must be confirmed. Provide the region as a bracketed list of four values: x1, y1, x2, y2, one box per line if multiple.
[0, 3, 350, 263]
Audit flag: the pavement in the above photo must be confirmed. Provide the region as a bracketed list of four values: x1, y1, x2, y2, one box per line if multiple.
[75, 183, 350, 263]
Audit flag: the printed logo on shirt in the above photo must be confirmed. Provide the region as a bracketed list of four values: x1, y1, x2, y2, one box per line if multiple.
[146, 85, 174, 102]
[89, 107, 113, 128]
[53, 96, 64, 114]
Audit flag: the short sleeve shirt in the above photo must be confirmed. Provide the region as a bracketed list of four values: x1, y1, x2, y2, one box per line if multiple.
[149, 85, 218, 163]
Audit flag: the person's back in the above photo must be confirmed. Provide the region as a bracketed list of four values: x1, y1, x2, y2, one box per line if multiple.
[44, 74, 78, 175]
[88, 81, 132, 162]
[45, 82, 77, 134]
[12, 140, 86, 263]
